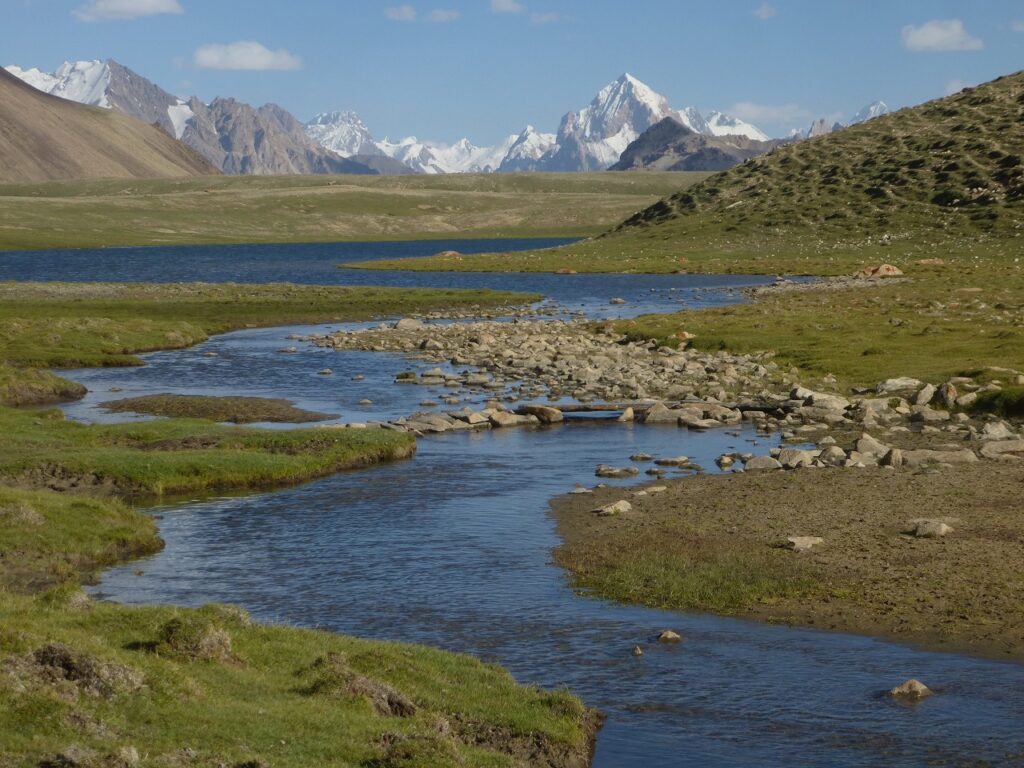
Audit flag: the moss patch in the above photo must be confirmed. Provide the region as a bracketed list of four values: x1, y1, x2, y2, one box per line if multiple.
[101, 394, 336, 424]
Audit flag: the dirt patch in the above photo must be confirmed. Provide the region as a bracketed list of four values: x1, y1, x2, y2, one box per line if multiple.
[101, 394, 336, 424]
[552, 463, 1024, 662]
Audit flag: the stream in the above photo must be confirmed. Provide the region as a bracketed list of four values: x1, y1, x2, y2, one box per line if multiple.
[6, 238, 1023, 767]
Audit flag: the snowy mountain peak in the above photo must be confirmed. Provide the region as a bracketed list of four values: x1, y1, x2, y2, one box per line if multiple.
[304, 110, 382, 157]
[704, 110, 770, 142]
[851, 100, 889, 124]
[10, 59, 113, 107]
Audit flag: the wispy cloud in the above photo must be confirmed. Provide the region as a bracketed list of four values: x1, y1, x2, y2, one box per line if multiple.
[531, 11, 562, 24]
[727, 101, 813, 124]
[1013, 20, 1024, 33]
[753, 2, 776, 20]
[74, 0, 182, 21]
[491, 0, 524, 13]
[945, 78, 975, 95]
[385, 4, 417, 22]
[427, 8, 460, 22]
[901, 19, 983, 51]
[193, 41, 302, 71]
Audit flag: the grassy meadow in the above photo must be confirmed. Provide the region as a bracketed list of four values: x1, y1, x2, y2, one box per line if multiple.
[0, 171, 707, 251]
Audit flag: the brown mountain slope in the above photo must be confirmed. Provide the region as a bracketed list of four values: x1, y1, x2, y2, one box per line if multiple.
[0, 68, 217, 182]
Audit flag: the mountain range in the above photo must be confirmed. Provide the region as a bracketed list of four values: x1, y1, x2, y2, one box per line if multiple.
[305, 73, 773, 174]
[0, 67, 216, 182]
[5, 59, 886, 177]
[5, 59, 376, 176]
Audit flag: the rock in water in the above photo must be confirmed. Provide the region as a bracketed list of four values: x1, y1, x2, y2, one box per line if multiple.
[632, 645, 644, 657]
[657, 630, 682, 643]
[890, 679, 932, 700]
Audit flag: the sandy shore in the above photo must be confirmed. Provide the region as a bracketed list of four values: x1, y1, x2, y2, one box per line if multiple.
[552, 462, 1024, 663]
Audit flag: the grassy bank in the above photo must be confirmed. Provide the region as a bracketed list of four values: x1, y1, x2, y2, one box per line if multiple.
[616, 264, 1024, 390]
[101, 394, 337, 424]
[0, 591, 595, 768]
[0, 406, 416, 500]
[0, 172, 703, 251]
[0, 281, 537, 406]
[553, 466, 1024, 662]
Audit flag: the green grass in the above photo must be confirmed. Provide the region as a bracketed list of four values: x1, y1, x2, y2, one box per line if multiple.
[0, 406, 416, 501]
[970, 386, 1024, 418]
[0, 593, 592, 768]
[0, 487, 162, 590]
[101, 394, 337, 424]
[614, 263, 1024, 389]
[0, 171, 703, 251]
[557, 525, 816, 614]
[0, 281, 538, 405]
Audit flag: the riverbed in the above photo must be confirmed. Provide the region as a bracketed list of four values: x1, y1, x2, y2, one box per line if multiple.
[9, 239, 1024, 767]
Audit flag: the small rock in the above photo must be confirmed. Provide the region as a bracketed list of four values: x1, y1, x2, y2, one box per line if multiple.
[394, 318, 425, 330]
[890, 679, 932, 701]
[610, 297, 627, 305]
[359, 399, 373, 405]
[630, 453, 654, 462]
[657, 630, 682, 643]
[596, 465, 640, 478]
[618, 406, 635, 422]
[787, 536, 824, 552]
[594, 500, 632, 516]
[744, 456, 783, 471]
[318, 368, 333, 376]
[279, 347, 298, 354]
[632, 645, 644, 657]
[912, 521, 953, 538]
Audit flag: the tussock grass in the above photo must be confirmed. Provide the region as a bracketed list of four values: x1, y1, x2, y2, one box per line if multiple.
[971, 386, 1024, 418]
[0, 594, 592, 767]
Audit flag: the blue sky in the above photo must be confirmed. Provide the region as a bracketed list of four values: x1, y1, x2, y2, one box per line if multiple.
[4, 0, 1023, 143]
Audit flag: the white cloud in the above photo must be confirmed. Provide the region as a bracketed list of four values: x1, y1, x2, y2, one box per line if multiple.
[193, 41, 302, 71]
[727, 101, 813, 124]
[74, 0, 182, 21]
[1013, 21, 1024, 33]
[753, 2, 776, 20]
[901, 19, 983, 52]
[491, 0, 524, 13]
[531, 11, 562, 24]
[385, 4, 417, 21]
[945, 78, 975, 95]
[427, 8, 460, 22]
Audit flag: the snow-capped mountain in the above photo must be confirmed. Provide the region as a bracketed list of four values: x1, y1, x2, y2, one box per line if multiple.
[704, 110, 770, 142]
[300, 74, 768, 174]
[801, 101, 890, 139]
[851, 100, 889, 125]
[539, 73, 677, 172]
[498, 126, 557, 172]
[6, 59, 374, 176]
[377, 134, 516, 174]
[305, 111, 383, 158]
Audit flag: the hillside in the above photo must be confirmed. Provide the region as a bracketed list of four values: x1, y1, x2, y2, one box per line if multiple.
[0, 69, 216, 183]
[610, 117, 788, 172]
[606, 70, 1024, 270]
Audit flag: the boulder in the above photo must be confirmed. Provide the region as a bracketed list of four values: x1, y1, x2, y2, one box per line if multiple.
[881, 448, 904, 468]
[913, 383, 937, 406]
[856, 433, 890, 458]
[890, 679, 932, 701]
[394, 318, 425, 330]
[518, 404, 564, 424]
[654, 456, 690, 467]
[877, 377, 923, 395]
[657, 630, 682, 643]
[902, 449, 979, 468]
[980, 422, 1016, 441]
[744, 456, 783, 471]
[776, 448, 817, 469]
[596, 465, 640, 478]
[594, 500, 632, 516]
[617, 406, 635, 423]
[979, 439, 1024, 459]
[854, 264, 904, 278]
[912, 520, 953, 538]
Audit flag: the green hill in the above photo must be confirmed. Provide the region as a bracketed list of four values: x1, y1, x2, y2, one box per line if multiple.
[378, 70, 1023, 275]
